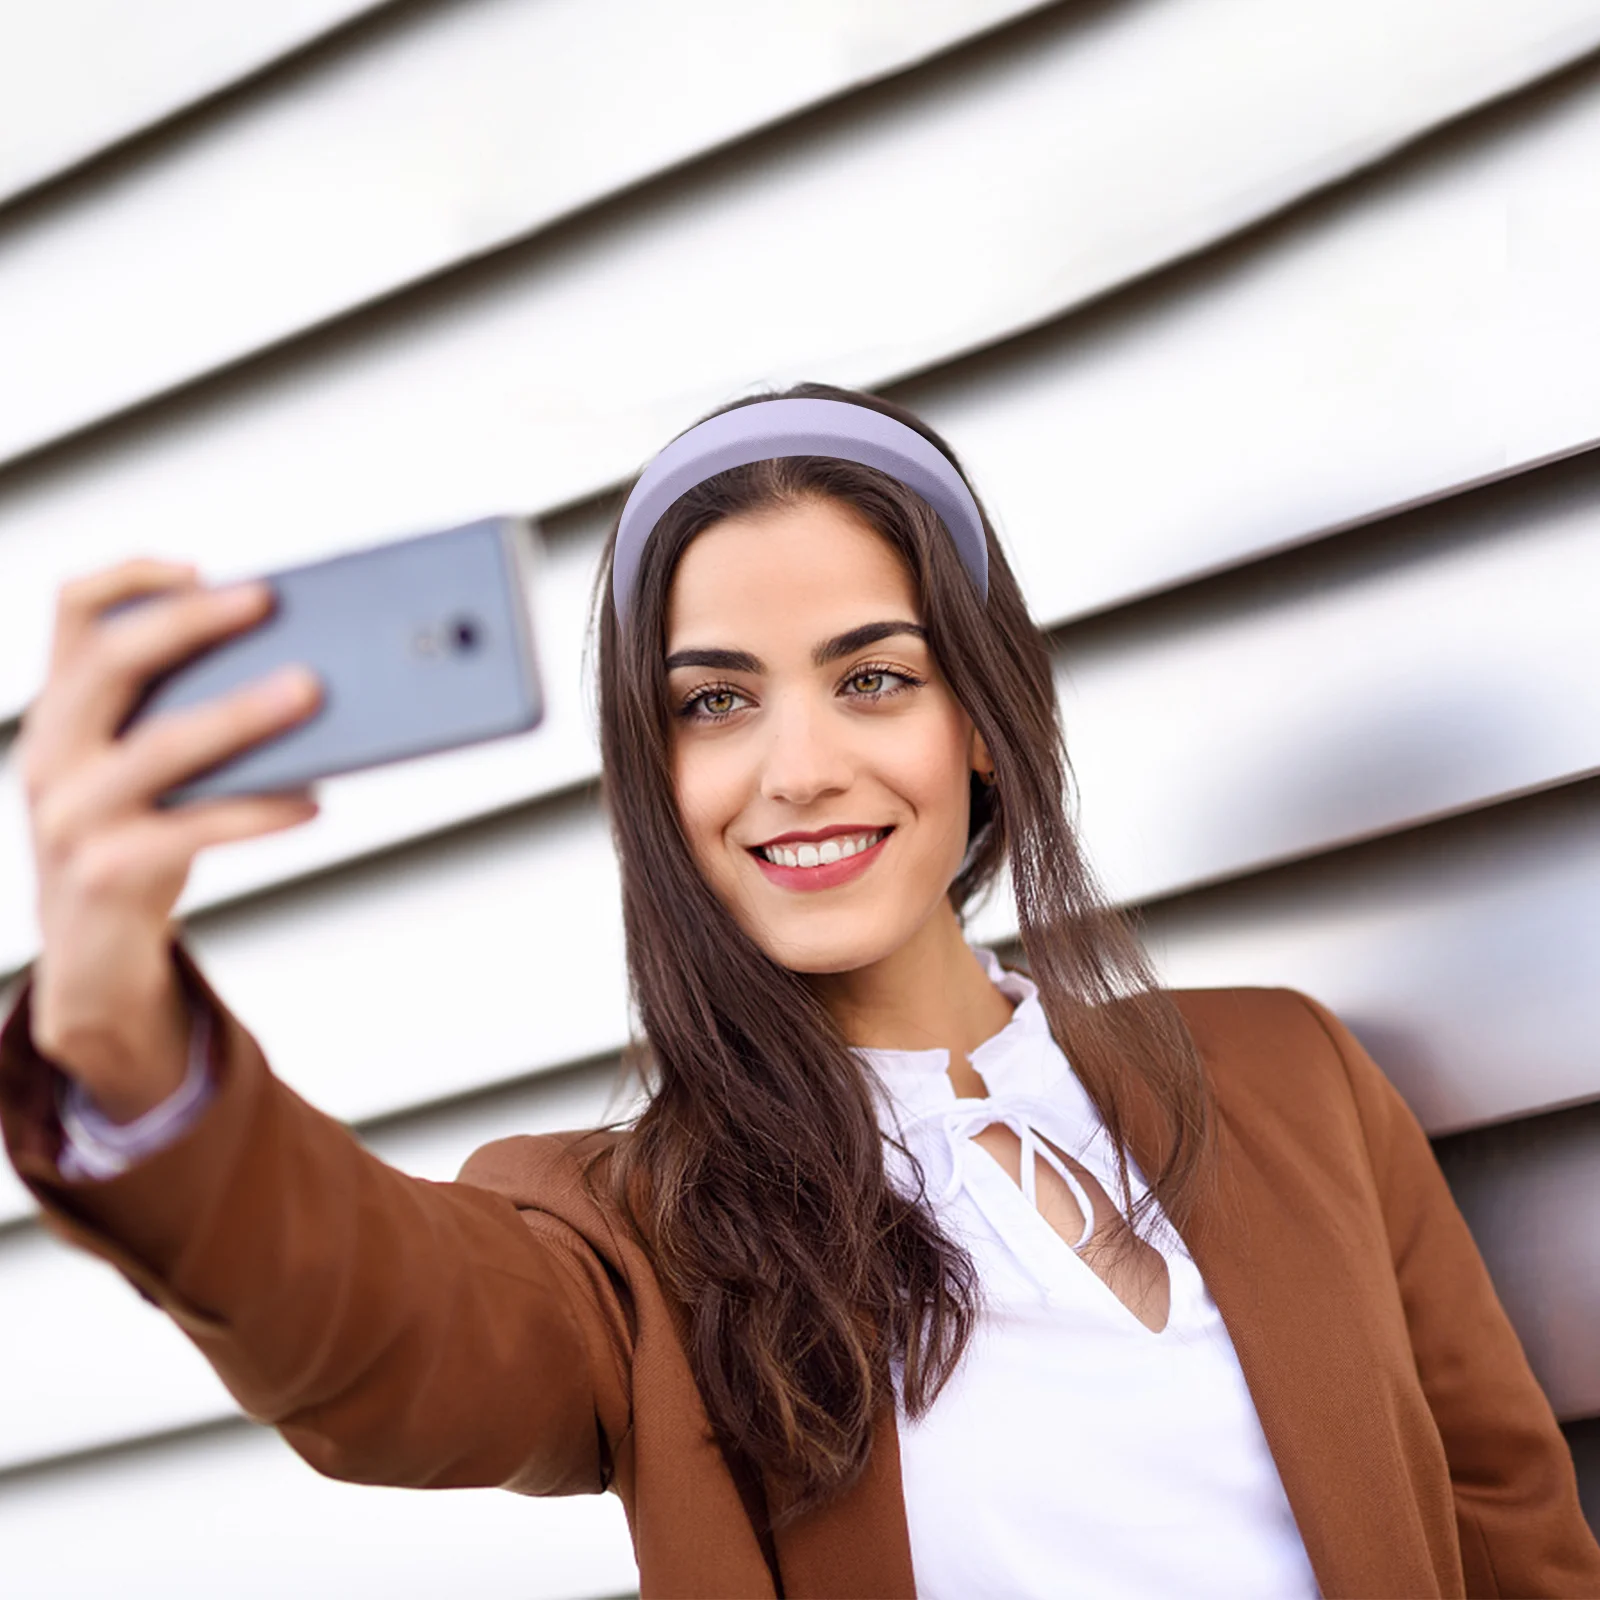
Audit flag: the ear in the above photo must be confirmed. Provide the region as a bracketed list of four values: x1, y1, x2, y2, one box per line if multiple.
[970, 726, 995, 784]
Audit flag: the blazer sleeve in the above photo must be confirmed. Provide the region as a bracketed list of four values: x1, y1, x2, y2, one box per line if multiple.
[1296, 993, 1600, 1598]
[0, 945, 632, 1499]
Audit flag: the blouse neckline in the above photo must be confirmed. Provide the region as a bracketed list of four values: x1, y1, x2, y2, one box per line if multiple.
[853, 946, 1095, 1130]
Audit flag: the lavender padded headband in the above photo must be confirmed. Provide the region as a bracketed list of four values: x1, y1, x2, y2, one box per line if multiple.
[611, 397, 988, 621]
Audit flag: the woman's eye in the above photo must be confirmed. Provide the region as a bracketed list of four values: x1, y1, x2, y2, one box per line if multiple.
[844, 665, 921, 699]
[680, 685, 749, 721]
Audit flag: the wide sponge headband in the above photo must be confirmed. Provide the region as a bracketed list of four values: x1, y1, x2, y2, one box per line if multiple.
[611, 397, 988, 622]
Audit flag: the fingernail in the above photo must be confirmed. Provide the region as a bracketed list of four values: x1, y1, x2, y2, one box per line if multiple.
[221, 581, 270, 609]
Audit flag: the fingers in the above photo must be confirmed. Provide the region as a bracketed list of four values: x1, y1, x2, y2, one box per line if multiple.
[24, 560, 197, 798]
[121, 792, 320, 894]
[49, 558, 201, 665]
[33, 666, 321, 849]
[30, 578, 277, 785]
[81, 581, 277, 740]
[157, 791, 321, 858]
[45, 793, 319, 918]
[118, 663, 321, 813]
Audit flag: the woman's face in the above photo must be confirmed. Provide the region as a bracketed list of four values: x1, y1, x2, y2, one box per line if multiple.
[665, 495, 989, 975]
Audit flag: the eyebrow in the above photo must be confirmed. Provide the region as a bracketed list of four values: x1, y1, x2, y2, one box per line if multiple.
[665, 620, 928, 674]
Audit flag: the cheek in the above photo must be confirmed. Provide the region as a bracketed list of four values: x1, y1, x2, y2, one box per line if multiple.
[672, 741, 745, 870]
[894, 711, 974, 832]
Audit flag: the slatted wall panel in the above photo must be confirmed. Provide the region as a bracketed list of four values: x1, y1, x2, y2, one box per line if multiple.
[2, 2, 1597, 1591]
[0, 0, 393, 203]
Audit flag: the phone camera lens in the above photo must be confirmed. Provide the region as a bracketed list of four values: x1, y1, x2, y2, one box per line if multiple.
[448, 616, 482, 653]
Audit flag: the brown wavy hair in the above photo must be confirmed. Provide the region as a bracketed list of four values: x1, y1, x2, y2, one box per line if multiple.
[592, 381, 1214, 1521]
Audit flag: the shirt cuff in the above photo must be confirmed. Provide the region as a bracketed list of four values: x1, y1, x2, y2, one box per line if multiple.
[55, 1007, 215, 1182]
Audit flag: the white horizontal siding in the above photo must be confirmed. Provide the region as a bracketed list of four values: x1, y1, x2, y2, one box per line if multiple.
[903, 60, 1600, 627]
[0, 1418, 637, 1600]
[1145, 783, 1600, 1136]
[1061, 469, 1600, 905]
[0, 0, 388, 203]
[0, 1052, 628, 1473]
[6, 5, 1600, 723]
[0, 0, 1051, 462]
[7, 449, 1598, 974]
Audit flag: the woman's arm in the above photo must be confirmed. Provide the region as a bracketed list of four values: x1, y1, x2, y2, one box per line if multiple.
[1297, 994, 1600, 1597]
[2, 557, 632, 1497]
[1, 944, 631, 1496]
[53, 1002, 215, 1180]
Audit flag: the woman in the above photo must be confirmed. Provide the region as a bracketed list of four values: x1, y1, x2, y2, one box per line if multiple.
[3, 384, 1596, 1598]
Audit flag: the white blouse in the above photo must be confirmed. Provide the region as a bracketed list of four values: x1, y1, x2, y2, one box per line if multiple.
[858, 948, 1321, 1600]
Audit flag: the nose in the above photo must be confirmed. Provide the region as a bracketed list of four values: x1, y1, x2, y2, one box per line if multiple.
[758, 690, 852, 807]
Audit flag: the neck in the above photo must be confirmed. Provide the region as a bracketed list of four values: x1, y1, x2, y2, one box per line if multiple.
[808, 900, 1016, 1066]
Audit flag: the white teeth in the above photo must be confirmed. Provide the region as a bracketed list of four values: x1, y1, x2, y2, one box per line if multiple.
[760, 829, 886, 868]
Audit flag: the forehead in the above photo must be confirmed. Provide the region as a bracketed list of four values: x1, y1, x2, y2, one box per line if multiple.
[665, 498, 919, 649]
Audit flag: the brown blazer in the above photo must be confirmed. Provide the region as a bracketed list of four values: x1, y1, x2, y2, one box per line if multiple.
[3, 949, 1598, 1599]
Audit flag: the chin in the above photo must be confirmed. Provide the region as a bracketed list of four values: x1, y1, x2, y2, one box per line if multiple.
[738, 907, 908, 977]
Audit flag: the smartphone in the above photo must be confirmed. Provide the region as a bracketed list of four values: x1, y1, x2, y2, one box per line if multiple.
[119, 516, 544, 806]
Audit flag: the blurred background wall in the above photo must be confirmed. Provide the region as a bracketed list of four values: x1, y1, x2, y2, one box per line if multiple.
[2, 2, 1599, 1593]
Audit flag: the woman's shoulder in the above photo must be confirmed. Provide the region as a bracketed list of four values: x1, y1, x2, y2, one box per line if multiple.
[456, 1125, 643, 1262]
[1166, 982, 1335, 1055]
[1164, 983, 1393, 1139]
[458, 1124, 629, 1206]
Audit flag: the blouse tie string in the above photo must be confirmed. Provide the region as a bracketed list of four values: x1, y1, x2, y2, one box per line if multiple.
[905, 1095, 1106, 1262]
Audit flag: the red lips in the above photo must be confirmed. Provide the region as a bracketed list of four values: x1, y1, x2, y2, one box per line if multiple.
[749, 829, 892, 892]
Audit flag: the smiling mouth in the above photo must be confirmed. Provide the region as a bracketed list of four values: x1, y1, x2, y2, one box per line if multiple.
[753, 827, 892, 869]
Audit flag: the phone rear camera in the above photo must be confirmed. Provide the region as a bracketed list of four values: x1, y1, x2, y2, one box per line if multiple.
[448, 616, 482, 653]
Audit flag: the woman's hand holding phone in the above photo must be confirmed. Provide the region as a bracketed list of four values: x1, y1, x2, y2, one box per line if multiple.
[19, 558, 322, 1123]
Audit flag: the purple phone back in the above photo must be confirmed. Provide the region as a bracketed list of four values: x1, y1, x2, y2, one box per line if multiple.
[123, 517, 543, 803]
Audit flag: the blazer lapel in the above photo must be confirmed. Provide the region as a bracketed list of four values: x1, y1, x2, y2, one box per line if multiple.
[1146, 996, 1448, 1599]
[770, 1407, 918, 1599]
